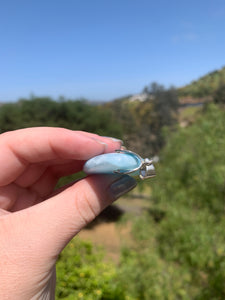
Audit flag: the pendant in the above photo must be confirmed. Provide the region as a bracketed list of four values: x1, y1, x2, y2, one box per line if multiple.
[83, 149, 156, 180]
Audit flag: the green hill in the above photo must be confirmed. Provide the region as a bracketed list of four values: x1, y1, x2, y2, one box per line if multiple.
[111, 66, 225, 106]
[178, 66, 225, 103]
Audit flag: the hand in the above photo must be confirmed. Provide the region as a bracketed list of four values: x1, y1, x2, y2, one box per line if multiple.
[0, 128, 136, 300]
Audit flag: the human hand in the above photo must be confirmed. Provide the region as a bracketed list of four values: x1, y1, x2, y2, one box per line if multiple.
[0, 128, 136, 300]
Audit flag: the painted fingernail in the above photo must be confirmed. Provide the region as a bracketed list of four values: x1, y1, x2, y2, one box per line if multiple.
[102, 136, 124, 145]
[108, 175, 137, 200]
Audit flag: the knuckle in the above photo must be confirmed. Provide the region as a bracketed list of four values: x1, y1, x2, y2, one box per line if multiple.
[74, 187, 98, 226]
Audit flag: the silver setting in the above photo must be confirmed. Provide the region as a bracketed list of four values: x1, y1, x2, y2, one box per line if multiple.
[114, 149, 156, 180]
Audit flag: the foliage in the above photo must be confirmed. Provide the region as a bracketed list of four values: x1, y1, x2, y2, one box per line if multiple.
[107, 83, 179, 156]
[178, 66, 225, 98]
[144, 82, 179, 152]
[0, 97, 122, 138]
[56, 238, 127, 300]
[117, 103, 225, 299]
[1, 87, 224, 299]
[119, 214, 196, 300]
[0, 85, 178, 157]
[213, 84, 225, 104]
[154, 103, 225, 215]
[178, 105, 202, 125]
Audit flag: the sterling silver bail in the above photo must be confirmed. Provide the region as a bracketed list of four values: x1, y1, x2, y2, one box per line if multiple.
[114, 149, 156, 180]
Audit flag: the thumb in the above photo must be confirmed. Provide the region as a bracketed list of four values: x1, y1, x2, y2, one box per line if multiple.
[14, 175, 136, 259]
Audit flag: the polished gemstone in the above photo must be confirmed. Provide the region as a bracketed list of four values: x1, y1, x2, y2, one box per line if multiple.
[83, 152, 142, 175]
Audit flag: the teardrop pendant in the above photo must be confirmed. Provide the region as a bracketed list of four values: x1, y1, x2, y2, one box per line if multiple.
[83, 149, 156, 180]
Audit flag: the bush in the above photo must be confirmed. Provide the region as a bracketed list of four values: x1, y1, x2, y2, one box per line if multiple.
[56, 238, 126, 300]
[214, 84, 225, 104]
[0, 98, 123, 138]
[118, 104, 225, 299]
[119, 214, 195, 300]
[154, 103, 225, 216]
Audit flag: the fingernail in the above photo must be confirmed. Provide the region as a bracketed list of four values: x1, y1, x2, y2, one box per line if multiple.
[102, 136, 124, 145]
[120, 146, 127, 150]
[91, 137, 108, 149]
[108, 175, 137, 200]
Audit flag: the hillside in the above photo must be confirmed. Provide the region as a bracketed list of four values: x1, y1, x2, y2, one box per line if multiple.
[178, 66, 225, 104]
[109, 66, 225, 106]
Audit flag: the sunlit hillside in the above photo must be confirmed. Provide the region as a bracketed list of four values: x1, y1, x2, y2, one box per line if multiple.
[178, 66, 225, 103]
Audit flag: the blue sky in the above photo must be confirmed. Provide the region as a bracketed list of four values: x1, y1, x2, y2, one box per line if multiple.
[1, 0, 225, 101]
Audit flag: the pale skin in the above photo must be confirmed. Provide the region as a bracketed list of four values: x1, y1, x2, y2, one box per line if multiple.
[0, 128, 136, 300]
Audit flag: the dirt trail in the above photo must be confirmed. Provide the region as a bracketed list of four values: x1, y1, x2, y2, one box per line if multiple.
[78, 222, 124, 262]
[78, 193, 150, 262]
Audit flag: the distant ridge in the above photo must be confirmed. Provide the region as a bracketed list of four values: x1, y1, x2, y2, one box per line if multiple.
[109, 66, 225, 106]
[178, 66, 225, 104]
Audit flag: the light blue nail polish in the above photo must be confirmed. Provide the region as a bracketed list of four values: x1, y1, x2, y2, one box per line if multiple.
[109, 175, 137, 199]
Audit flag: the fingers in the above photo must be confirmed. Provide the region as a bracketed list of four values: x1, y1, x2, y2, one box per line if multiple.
[0, 209, 10, 216]
[0, 128, 122, 186]
[9, 175, 136, 260]
[5, 161, 85, 212]
[14, 160, 84, 188]
[0, 183, 38, 211]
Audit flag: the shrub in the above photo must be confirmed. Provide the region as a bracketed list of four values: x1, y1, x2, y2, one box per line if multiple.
[118, 104, 225, 299]
[56, 238, 126, 300]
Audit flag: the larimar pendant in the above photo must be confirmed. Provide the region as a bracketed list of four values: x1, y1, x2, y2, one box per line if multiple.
[83, 149, 156, 180]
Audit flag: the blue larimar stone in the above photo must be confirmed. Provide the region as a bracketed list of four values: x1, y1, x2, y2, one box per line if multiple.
[83, 152, 142, 175]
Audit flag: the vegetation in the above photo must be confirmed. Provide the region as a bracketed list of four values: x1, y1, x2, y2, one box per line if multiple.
[0, 86, 179, 156]
[1, 68, 225, 298]
[214, 84, 225, 105]
[178, 66, 225, 98]
[56, 238, 126, 300]
[106, 83, 179, 155]
[117, 103, 225, 299]
[55, 103, 225, 299]
[0, 97, 122, 137]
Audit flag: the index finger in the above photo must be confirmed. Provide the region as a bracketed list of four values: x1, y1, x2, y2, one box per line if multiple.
[0, 127, 121, 185]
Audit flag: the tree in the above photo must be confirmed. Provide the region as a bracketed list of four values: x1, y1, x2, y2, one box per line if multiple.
[144, 83, 179, 152]
[0, 97, 123, 138]
[213, 84, 225, 104]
